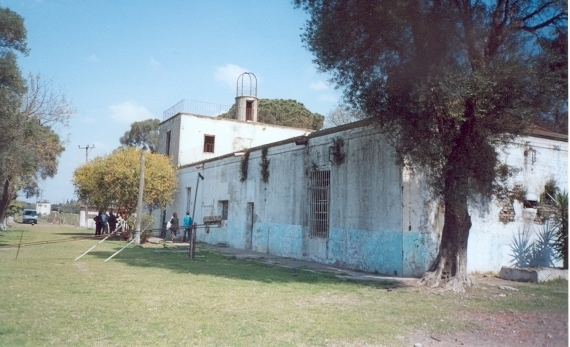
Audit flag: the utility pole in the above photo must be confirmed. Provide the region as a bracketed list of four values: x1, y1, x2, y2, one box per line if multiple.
[189, 172, 204, 259]
[134, 150, 145, 245]
[78, 145, 95, 163]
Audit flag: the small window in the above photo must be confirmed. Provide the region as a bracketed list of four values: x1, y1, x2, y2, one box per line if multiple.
[204, 135, 215, 153]
[165, 130, 171, 155]
[219, 200, 229, 220]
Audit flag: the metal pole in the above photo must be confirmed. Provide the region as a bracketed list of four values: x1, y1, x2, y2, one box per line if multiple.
[104, 239, 135, 262]
[134, 150, 145, 245]
[74, 225, 123, 261]
[190, 172, 204, 258]
[15, 229, 24, 260]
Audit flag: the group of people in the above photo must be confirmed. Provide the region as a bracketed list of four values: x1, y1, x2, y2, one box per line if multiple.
[167, 211, 193, 242]
[93, 210, 124, 236]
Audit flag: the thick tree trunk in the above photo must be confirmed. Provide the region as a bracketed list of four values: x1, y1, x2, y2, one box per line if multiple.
[421, 117, 477, 292]
[420, 191, 474, 292]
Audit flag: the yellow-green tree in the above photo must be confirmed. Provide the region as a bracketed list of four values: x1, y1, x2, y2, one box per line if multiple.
[73, 147, 177, 213]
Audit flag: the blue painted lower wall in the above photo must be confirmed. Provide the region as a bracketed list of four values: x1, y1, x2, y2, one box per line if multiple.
[199, 221, 431, 277]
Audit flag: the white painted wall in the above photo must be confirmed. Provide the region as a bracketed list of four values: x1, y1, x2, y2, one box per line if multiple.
[159, 113, 312, 167]
[467, 135, 568, 272]
[36, 203, 51, 216]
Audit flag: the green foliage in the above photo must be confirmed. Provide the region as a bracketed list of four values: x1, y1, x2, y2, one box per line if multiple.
[540, 179, 559, 204]
[72, 147, 178, 212]
[295, 0, 567, 285]
[551, 191, 568, 268]
[219, 98, 324, 130]
[239, 150, 249, 182]
[119, 118, 160, 153]
[0, 8, 71, 227]
[260, 148, 270, 183]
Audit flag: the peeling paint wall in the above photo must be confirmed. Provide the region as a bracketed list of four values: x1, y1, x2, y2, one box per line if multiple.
[160, 119, 567, 277]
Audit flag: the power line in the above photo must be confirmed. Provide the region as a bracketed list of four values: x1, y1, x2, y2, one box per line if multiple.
[78, 145, 95, 163]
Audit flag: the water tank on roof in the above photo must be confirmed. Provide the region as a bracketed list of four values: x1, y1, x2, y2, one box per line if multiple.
[235, 72, 258, 122]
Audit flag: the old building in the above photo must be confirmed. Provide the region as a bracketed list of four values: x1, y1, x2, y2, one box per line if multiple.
[157, 75, 568, 277]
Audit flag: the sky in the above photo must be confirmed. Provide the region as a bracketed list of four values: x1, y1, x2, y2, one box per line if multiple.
[1, 0, 342, 204]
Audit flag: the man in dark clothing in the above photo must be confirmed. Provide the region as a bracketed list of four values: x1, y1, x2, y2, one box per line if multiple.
[108, 211, 117, 233]
[94, 212, 102, 236]
[169, 212, 179, 241]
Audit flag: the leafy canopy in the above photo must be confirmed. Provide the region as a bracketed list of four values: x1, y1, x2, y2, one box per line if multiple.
[295, 0, 567, 199]
[119, 118, 161, 153]
[72, 147, 178, 212]
[219, 98, 324, 130]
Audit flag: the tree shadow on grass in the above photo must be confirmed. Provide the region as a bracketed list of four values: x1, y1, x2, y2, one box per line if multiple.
[84, 243, 409, 290]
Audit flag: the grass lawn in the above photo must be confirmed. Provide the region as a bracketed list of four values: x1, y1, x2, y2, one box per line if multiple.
[0, 222, 567, 346]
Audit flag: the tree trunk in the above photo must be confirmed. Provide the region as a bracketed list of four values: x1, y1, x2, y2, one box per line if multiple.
[420, 121, 477, 292]
[0, 178, 14, 230]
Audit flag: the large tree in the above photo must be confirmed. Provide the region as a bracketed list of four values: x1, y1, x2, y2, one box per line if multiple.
[0, 8, 72, 229]
[219, 98, 325, 130]
[295, 0, 567, 291]
[119, 118, 161, 153]
[72, 147, 177, 213]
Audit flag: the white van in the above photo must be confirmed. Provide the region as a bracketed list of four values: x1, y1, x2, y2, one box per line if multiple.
[23, 209, 38, 225]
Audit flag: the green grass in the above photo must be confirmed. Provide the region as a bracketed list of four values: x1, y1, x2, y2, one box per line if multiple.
[0, 222, 567, 346]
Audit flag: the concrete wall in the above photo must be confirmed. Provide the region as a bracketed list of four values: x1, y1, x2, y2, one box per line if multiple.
[160, 118, 567, 277]
[466, 135, 568, 272]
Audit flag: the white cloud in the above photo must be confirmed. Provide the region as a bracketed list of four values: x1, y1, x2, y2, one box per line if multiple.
[215, 64, 249, 89]
[318, 93, 337, 103]
[87, 54, 98, 62]
[310, 81, 329, 91]
[109, 101, 155, 124]
[150, 58, 161, 68]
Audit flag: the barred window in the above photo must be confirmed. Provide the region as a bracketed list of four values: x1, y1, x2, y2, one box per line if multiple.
[309, 170, 330, 238]
[219, 200, 229, 220]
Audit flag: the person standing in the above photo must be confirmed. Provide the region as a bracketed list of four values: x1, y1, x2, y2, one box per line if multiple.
[183, 212, 192, 242]
[94, 211, 102, 236]
[108, 210, 117, 233]
[169, 212, 179, 241]
[101, 211, 109, 234]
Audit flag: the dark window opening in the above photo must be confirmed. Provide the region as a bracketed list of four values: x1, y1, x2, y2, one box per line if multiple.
[246, 100, 253, 121]
[220, 200, 229, 220]
[165, 130, 171, 155]
[204, 135, 215, 153]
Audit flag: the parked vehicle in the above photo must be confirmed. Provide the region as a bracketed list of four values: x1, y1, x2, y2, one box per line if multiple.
[22, 209, 38, 225]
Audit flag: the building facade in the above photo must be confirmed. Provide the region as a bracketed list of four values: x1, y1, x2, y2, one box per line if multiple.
[159, 119, 567, 277]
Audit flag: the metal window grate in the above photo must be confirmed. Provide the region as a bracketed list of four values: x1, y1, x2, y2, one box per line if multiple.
[220, 200, 229, 220]
[309, 170, 330, 238]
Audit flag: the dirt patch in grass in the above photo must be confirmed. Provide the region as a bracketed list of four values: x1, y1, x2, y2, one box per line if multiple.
[406, 275, 568, 347]
[408, 310, 567, 347]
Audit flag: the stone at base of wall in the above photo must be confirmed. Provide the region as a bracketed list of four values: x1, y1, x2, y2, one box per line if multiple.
[499, 266, 568, 283]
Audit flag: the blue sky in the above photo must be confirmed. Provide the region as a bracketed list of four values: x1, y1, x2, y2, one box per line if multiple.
[2, 0, 341, 204]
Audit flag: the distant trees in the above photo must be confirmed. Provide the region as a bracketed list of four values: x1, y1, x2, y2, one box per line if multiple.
[325, 105, 363, 128]
[120, 118, 161, 153]
[219, 99, 324, 130]
[295, 0, 567, 291]
[72, 147, 177, 213]
[0, 7, 73, 229]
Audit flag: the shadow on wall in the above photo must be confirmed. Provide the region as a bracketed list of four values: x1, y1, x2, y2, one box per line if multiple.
[509, 221, 557, 268]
